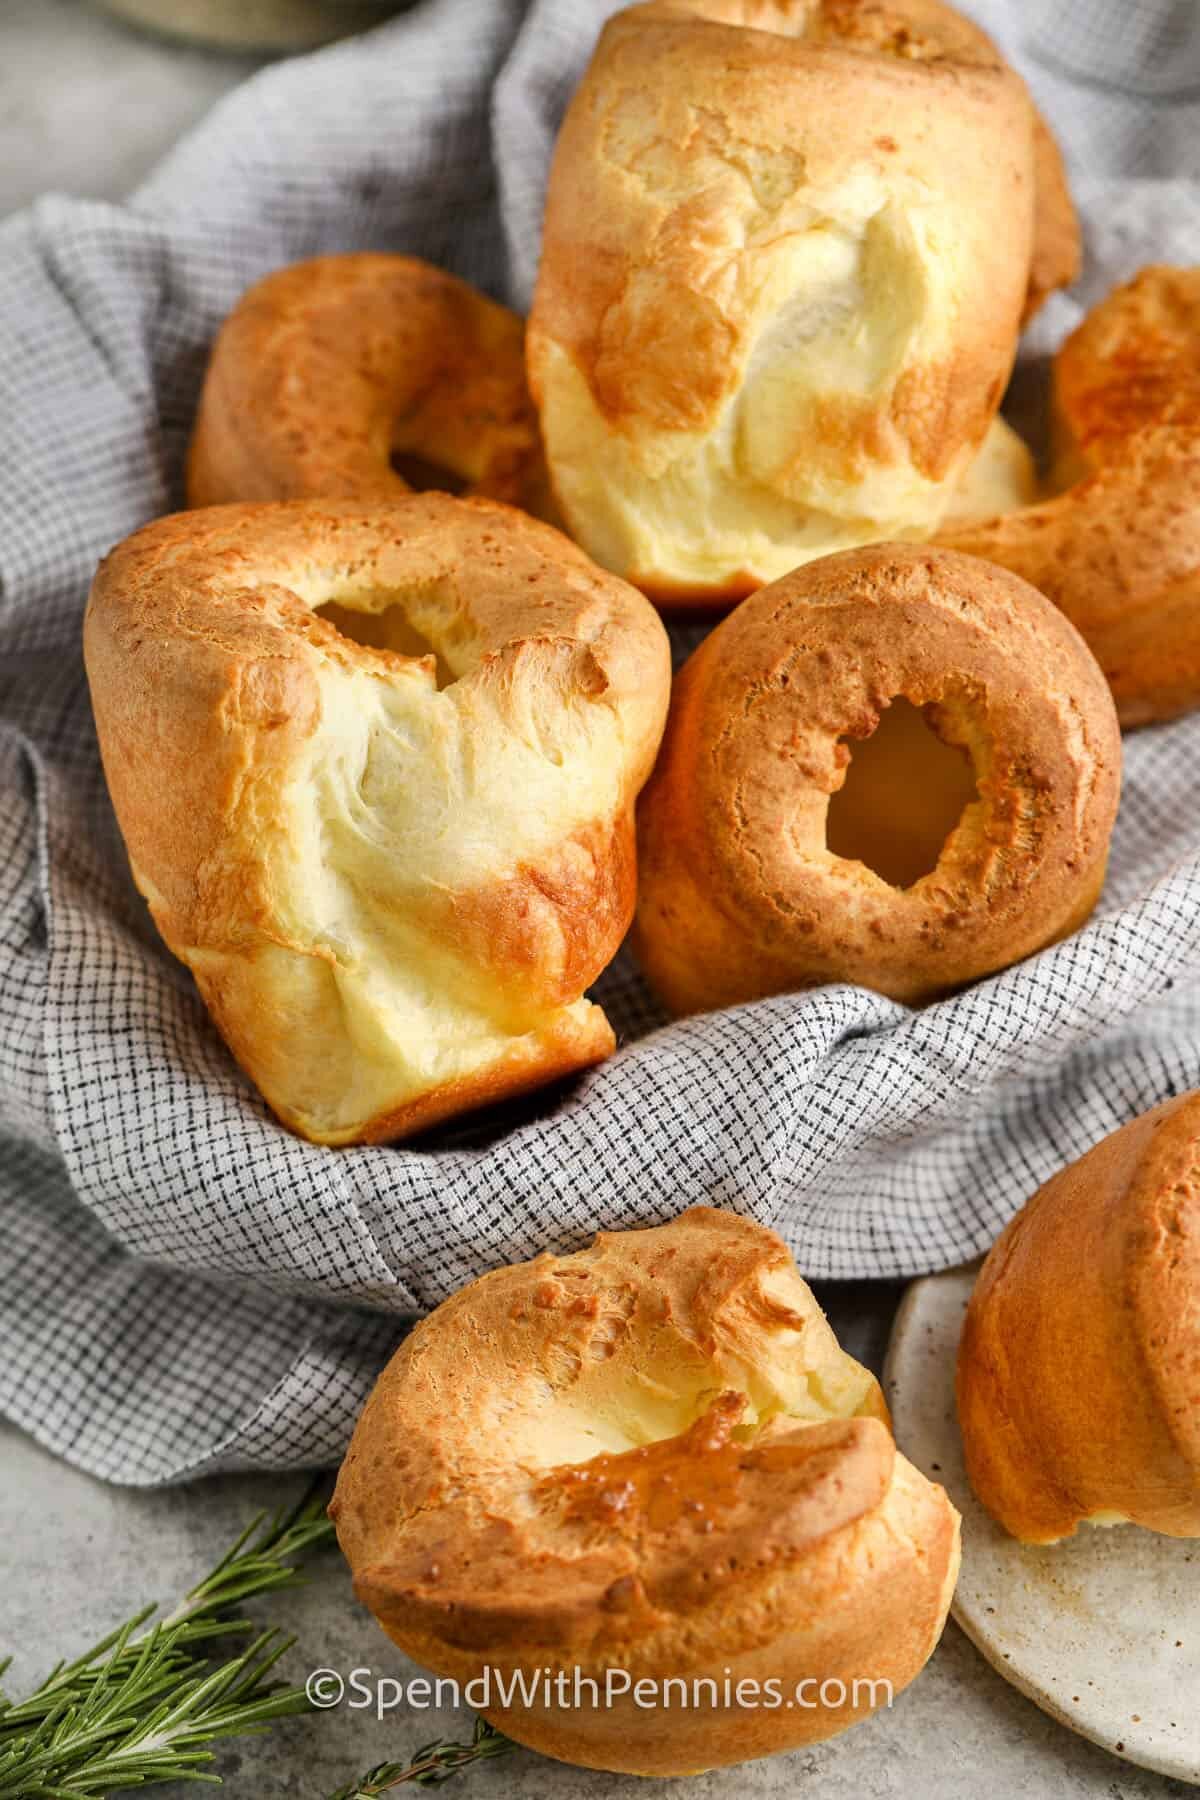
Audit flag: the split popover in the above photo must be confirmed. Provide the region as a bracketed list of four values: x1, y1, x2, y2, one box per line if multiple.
[188, 253, 544, 513]
[940, 265, 1200, 726]
[957, 1093, 1200, 1543]
[83, 496, 670, 1144]
[528, 0, 1078, 606]
[332, 1206, 961, 1774]
[634, 543, 1122, 1013]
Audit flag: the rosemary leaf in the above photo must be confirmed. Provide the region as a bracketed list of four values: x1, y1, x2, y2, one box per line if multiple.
[0, 1481, 335, 1796]
[329, 1718, 516, 1796]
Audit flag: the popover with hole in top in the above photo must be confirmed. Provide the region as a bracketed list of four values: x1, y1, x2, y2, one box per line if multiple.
[83, 495, 670, 1143]
[332, 1206, 961, 1774]
[633, 543, 1121, 1012]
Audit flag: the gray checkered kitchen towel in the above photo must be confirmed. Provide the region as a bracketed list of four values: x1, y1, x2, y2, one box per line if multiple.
[3, 0, 1200, 1486]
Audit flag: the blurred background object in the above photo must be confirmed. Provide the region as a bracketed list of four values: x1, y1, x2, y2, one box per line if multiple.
[0, 0, 416, 219]
[0, 0, 260, 210]
[91, 0, 408, 51]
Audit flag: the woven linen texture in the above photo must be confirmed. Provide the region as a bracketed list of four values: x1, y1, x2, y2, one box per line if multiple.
[2, 0, 1199, 1482]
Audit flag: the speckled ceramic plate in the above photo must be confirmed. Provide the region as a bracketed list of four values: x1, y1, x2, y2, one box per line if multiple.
[885, 1265, 1200, 1785]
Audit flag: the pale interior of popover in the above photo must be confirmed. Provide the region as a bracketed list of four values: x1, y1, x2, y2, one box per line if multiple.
[499, 1260, 888, 1475]
[178, 566, 629, 1137]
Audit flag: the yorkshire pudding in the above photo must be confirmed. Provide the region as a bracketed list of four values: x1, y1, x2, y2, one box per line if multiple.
[332, 1206, 961, 1774]
[188, 253, 544, 512]
[527, 0, 1077, 607]
[633, 543, 1121, 1013]
[83, 496, 670, 1145]
[957, 1092, 1200, 1543]
[940, 266, 1200, 726]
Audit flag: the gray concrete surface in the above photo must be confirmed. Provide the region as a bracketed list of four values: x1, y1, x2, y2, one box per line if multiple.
[0, 6, 1188, 1796]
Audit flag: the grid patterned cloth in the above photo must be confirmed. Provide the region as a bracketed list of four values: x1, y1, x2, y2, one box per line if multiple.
[2, 0, 1199, 1486]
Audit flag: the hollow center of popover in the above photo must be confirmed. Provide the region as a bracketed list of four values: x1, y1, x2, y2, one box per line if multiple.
[388, 448, 469, 497]
[316, 596, 457, 688]
[825, 693, 981, 888]
[513, 1262, 886, 1476]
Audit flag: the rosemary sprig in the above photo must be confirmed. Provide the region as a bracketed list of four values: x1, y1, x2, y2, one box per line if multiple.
[0, 1481, 515, 1798]
[0, 1482, 335, 1795]
[329, 1718, 516, 1796]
